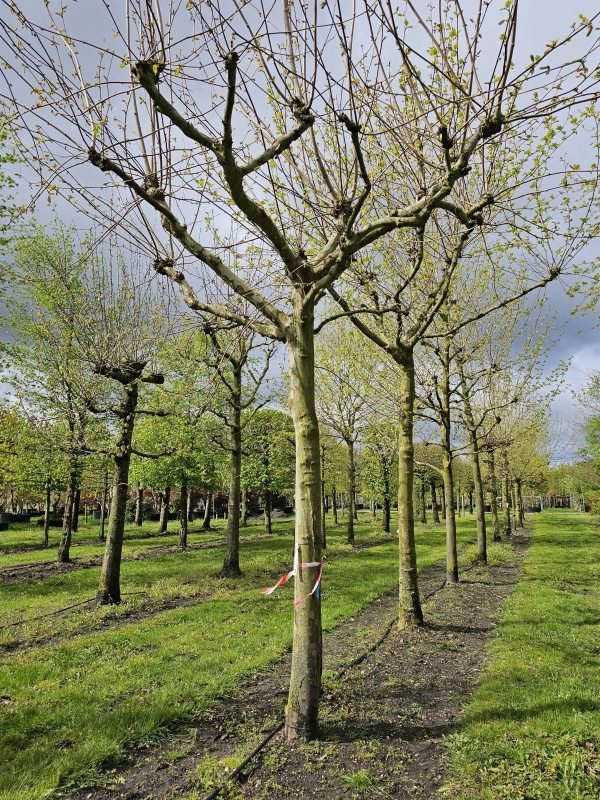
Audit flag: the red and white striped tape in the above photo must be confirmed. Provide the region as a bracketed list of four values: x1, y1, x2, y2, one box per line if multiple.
[261, 546, 323, 605]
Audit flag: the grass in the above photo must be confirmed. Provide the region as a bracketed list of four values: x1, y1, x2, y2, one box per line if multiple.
[444, 509, 600, 800]
[0, 512, 477, 800]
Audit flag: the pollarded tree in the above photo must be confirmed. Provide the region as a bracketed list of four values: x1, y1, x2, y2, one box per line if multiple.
[3, 0, 600, 741]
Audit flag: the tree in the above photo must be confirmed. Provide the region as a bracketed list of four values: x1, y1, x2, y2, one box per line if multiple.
[3, 0, 600, 741]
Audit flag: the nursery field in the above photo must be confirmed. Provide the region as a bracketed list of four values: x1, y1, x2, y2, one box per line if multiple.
[0, 510, 598, 800]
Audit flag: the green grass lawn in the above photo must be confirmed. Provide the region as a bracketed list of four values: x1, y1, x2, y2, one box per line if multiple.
[444, 509, 600, 800]
[0, 513, 477, 800]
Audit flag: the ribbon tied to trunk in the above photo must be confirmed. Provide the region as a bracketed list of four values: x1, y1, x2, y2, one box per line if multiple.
[261, 546, 324, 606]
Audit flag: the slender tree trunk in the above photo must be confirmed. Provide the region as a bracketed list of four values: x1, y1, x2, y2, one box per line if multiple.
[158, 486, 170, 534]
[179, 479, 188, 548]
[420, 479, 427, 523]
[96, 383, 138, 604]
[501, 450, 512, 536]
[202, 493, 212, 530]
[220, 364, 243, 577]
[516, 478, 525, 527]
[187, 488, 193, 522]
[264, 490, 273, 535]
[240, 489, 248, 527]
[458, 361, 487, 563]
[346, 439, 355, 543]
[468, 490, 473, 514]
[99, 470, 108, 542]
[320, 445, 327, 549]
[488, 449, 501, 541]
[332, 488, 338, 525]
[284, 308, 322, 742]
[382, 474, 391, 533]
[57, 458, 78, 563]
[396, 346, 423, 628]
[440, 482, 446, 520]
[71, 487, 81, 532]
[439, 343, 458, 583]
[135, 483, 143, 526]
[43, 482, 51, 548]
[431, 481, 440, 524]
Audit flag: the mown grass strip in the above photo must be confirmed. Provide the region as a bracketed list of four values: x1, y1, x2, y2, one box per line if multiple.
[444, 509, 600, 800]
[0, 516, 476, 799]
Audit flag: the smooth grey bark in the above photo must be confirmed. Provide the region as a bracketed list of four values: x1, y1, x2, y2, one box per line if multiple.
[96, 382, 138, 604]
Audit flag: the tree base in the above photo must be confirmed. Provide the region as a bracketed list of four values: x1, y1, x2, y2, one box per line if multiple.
[398, 609, 424, 629]
[95, 591, 120, 605]
[216, 563, 243, 579]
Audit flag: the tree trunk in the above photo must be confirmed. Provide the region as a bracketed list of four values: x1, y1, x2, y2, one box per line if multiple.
[220, 363, 243, 577]
[202, 493, 212, 529]
[187, 488, 194, 522]
[135, 483, 143, 526]
[396, 347, 423, 628]
[284, 307, 322, 742]
[179, 480, 188, 548]
[240, 489, 248, 527]
[332, 488, 338, 525]
[516, 478, 525, 527]
[468, 490, 474, 514]
[99, 470, 108, 542]
[488, 449, 501, 541]
[346, 439, 355, 543]
[382, 474, 391, 533]
[158, 487, 170, 534]
[501, 450, 512, 536]
[320, 445, 327, 549]
[57, 459, 78, 563]
[96, 383, 138, 605]
[431, 480, 440, 524]
[71, 487, 81, 532]
[43, 482, 51, 548]
[440, 482, 446, 519]
[264, 490, 273, 535]
[420, 479, 427, 523]
[458, 361, 487, 563]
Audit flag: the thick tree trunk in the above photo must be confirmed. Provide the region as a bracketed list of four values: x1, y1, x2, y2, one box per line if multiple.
[158, 487, 170, 534]
[488, 449, 501, 541]
[284, 308, 322, 743]
[264, 490, 273, 535]
[202, 493, 212, 529]
[430, 481, 440, 524]
[43, 482, 51, 547]
[71, 488, 81, 532]
[135, 483, 143, 526]
[220, 364, 243, 577]
[346, 439, 355, 543]
[501, 451, 512, 535]
[396, 347, 423, 629]
[57, 460, 78, 563]
[96, 384, 138, 605]
[179, 480, 188, 548]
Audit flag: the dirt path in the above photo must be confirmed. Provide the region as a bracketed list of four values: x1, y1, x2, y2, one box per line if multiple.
[65, 531, 529, 800]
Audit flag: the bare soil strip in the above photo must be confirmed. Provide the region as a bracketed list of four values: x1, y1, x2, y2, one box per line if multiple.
[65, 532, 529, 800]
